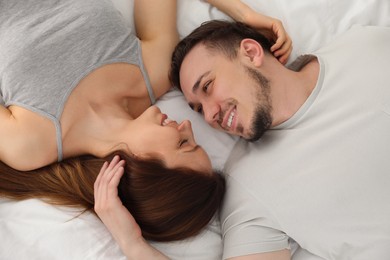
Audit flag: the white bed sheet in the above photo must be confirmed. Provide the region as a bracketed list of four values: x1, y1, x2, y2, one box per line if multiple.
[1, 0, 389, 259]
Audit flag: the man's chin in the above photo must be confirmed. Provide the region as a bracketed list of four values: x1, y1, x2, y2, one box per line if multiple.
[244, 136, 260, 142]
[225, 127, 263, 141]
[243, 129, 266, 142]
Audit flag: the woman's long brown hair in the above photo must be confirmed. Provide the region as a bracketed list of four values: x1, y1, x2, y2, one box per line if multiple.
[0, 151, 225, 242]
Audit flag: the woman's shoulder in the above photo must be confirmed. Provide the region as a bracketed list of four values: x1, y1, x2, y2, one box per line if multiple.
[0, 106, 58, 172]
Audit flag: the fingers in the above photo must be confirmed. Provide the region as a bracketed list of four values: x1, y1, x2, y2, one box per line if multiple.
[107, 165, 124, 197]
[104, 156, 124, 186]
[267, 19, 293, 65]
[94, 155, 126, 213]
[270, 33, 289, 52]
[278, 48, 292, 65]
[98, 155, 125, 185]
[267, 19, 283, 51]
[242, 13, 293, 64]
[92, 155, 145, 252]
[273, 38, 293, 65]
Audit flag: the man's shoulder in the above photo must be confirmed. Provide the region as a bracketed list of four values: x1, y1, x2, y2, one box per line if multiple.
[315, 25, 390, 55]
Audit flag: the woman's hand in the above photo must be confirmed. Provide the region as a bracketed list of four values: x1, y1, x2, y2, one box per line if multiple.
[245, 13, 292, 64]
[94, 155, 168, 260]
[204, 0, 293, 64]
[94, 156, 142, 255]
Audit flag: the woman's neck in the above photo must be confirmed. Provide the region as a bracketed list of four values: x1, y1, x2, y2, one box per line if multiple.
[61, 96, 132, 158]
[60, 63, 151, 159]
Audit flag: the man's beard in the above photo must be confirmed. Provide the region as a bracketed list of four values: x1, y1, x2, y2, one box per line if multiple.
[244, 66, 273, 142]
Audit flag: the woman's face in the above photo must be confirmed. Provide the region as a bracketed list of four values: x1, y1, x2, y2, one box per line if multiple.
[127, 106, 212, 173]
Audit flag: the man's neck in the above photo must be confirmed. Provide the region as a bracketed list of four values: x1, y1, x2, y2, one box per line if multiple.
[268, 55, 320, 126]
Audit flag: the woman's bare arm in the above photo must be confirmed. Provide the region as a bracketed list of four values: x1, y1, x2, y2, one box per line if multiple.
[0, 106, 15, 166]
[134, 0, 179, 100]
[0, 105, 57, 171]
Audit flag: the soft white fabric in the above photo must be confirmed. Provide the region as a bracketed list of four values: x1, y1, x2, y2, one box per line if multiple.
[177, 0, 390, 63]
[1, 0, 390, 259]
[0, 198, 126, 260]
[221, 26, 390, 260]
[0, 198, 224, 260]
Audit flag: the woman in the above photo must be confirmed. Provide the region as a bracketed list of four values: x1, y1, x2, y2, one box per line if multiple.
[0, 0, 291, 172]
[0, 0, 291, 254]
[1, 0, 223, 239]
[0, 0, 184, 171]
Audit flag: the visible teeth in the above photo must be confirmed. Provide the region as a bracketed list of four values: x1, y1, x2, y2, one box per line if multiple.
[227, 110, 235, 128]
[162, 118, 173, 126]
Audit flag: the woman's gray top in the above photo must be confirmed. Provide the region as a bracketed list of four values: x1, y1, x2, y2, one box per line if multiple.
[0, 0, 155, 161]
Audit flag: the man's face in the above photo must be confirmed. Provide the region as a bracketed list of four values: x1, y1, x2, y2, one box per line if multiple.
[179, 44, 273, 141]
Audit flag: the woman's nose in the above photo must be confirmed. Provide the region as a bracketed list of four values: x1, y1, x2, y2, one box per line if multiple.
[177, 120, 192, 131]
[178, 120, 197, 144]
[148, 105, 162, 114]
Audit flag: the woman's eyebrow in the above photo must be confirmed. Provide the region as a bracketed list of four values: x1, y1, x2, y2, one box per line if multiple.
[184, 145, 200, 153]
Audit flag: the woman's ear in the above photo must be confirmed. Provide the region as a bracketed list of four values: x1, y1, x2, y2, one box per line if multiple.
[239, 38, 265, 67]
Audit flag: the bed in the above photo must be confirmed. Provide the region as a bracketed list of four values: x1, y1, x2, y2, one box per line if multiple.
[1, 0, 389, 259]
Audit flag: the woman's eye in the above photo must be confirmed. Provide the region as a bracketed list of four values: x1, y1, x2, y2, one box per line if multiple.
[202, 81, 211, 92]
[179, 139, 188, 147]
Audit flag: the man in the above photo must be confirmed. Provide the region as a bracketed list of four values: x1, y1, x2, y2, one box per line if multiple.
[170, 20, 390, 260]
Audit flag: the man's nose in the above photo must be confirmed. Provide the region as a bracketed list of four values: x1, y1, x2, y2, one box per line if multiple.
[203, 102, 219, 125]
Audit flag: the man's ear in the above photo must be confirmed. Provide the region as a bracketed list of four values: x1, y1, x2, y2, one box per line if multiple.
[239, 39, 264, 67]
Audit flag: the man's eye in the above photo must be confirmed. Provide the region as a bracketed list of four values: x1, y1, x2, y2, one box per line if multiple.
[179, 139, 188, 147]
[196, 105, 203, 115]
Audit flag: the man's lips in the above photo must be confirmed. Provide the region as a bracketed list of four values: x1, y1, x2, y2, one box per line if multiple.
[221, 106, 236, 130]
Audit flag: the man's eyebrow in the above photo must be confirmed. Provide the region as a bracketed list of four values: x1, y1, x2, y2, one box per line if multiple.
[192, 71, 210, 94]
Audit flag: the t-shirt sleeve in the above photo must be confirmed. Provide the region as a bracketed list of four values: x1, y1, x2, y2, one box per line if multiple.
[220, 176, 290, 259]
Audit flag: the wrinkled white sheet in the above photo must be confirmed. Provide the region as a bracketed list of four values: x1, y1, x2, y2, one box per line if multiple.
[1, 0, 389, 259]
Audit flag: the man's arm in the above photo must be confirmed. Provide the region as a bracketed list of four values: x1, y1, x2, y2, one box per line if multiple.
[229, 250, 291, 260]
[134, 0, 179, 100]
[220, 175, 292, 260]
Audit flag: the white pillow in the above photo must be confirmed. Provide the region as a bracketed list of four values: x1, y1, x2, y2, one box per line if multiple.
[0, 197, 223, 260]
[3, 1, 389, 259]
[177, 0, 390, 63]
